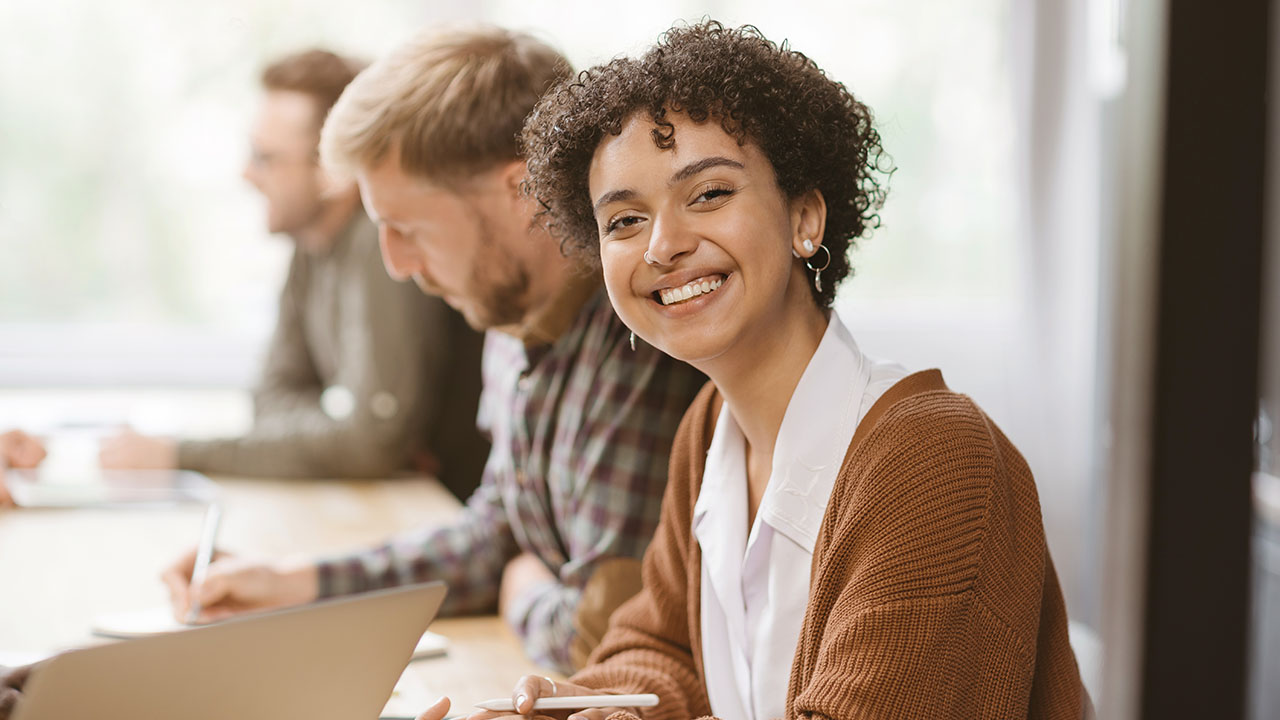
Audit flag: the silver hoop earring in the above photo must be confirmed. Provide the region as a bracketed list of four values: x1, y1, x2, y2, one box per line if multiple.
[643, 251, 659, 266]
[629, 331, 636, 351]
[805, 245, 832, 293]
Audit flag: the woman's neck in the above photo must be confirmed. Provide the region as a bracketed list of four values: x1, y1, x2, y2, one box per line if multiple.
[702, 293, 830, 462]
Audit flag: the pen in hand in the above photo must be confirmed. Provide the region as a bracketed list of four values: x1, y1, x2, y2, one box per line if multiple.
[184, 503, 223, 624]
[474, 694, 659, 712]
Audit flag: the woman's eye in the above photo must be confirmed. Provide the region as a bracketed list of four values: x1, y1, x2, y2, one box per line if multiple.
[693, 186, 734, 204]
[605, 215, 643, 234]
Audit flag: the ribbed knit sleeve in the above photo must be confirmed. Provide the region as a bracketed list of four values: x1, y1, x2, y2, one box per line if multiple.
[787, 388, 1084, 719]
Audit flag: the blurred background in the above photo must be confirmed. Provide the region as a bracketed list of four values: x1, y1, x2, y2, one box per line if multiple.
[0, 0, 1274, 717]
[0, 0, 1019, 381]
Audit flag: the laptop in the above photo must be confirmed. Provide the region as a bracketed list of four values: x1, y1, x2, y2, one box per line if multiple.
[13, 582, 447, 720]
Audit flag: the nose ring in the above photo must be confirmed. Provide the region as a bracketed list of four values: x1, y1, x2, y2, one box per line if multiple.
[643, 251, 659, 266]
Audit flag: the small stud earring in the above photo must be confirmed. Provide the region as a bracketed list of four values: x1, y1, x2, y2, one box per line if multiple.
[629, 331, 636, 351]
[802, 238, 815, 254]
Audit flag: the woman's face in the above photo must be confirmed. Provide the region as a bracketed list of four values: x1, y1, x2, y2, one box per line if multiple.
[588, 111, 824, 367]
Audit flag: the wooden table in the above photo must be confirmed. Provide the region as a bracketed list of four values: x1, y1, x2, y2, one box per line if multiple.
[0, 474, 554, 715]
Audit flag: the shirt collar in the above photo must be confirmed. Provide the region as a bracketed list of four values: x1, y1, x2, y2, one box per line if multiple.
[693, 312, 871, 555]
[757, 312, 871, 554]
[694, 402, 749, 536]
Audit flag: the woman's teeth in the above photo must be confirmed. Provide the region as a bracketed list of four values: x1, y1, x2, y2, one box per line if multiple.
[658, 276, 724, 306]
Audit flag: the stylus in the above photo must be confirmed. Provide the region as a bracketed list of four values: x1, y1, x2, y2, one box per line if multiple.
[474, 694, 659, 712]
[184, 502, 223, 624]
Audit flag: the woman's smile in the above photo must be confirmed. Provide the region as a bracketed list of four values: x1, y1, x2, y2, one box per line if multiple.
[654, 273, 727, 306]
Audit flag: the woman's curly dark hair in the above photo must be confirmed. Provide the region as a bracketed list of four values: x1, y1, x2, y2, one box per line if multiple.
[520, 20, 891, 307]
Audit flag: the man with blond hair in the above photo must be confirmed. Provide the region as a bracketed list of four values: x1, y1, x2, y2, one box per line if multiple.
[162, 28, 705, 673]
[99, 49, 488, 498]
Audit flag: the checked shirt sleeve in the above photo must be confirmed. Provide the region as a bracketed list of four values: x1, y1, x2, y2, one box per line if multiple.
[504, 331, 706, 673]
[314, 465, 520, 615]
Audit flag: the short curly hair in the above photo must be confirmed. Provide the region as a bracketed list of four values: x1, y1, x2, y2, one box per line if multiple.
[520, 20, 890, 307]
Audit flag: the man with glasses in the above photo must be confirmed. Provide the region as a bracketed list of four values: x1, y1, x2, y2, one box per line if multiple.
[98, 50, 487, 499]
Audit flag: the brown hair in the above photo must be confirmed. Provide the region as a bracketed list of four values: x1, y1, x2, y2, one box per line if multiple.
[261, 49, 367, 129]
[521, 20, 891, 308]
[320, 27, 572, 184]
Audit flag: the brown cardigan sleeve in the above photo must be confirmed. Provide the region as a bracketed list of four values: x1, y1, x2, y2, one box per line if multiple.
[787, 389, 1085, 719]
[569, 382, 717, 720]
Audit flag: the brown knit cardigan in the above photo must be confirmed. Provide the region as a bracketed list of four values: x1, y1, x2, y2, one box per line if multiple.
[571, 370, 1090, 719]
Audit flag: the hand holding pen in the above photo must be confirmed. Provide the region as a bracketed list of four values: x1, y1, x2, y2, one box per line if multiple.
[160, 505, 321, 624]
[412, 676, 656, 720]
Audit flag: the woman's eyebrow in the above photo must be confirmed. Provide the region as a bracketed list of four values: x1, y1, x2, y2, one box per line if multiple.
[593, 188, 636, 215]
[670, 156, 744, 184]
[592, 156, 744, 215]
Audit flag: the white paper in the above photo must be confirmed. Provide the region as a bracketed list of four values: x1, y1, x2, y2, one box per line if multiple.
[91, 606, 447, 659]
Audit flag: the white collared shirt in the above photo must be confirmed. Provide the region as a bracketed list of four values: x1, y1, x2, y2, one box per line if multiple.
[693, 311, 907, 720]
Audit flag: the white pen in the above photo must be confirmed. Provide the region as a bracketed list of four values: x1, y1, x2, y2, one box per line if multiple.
[184, 502, 222, 624]
[474, 694, 659, 712]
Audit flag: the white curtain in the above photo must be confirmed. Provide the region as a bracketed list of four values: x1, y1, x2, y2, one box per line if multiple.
[1008, 0, 1106, 633]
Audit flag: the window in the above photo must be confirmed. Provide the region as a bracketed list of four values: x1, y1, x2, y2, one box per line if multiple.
[0, 0, 1015, 387]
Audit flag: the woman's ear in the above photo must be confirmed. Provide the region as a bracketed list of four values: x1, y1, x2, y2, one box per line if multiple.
[789, 189, 828, 258]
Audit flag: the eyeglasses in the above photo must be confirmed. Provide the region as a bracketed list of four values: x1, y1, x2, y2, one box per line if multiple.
[247, 146, 319, 169]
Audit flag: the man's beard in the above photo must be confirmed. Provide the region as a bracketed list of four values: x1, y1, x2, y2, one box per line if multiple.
[461, 202, 530, 330]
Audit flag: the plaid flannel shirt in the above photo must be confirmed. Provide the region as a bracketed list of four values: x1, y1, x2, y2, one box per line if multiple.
[316, 289, 706, 672]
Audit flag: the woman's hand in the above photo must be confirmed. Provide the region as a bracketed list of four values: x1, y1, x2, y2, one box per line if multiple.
[416, 696, 451, 720]
[462, 676, 625, 720]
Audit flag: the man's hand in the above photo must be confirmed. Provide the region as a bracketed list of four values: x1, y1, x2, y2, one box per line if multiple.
[161, 548, 320, 624]
[499, 552, 557, 624]
[0, 430, 47, 507]
[99, 430, 177, 470]
[0, 664, 35, 720]
[1, 431, 46, 469]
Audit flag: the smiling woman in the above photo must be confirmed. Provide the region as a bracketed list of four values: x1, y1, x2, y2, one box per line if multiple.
[523, 22, 888, 311]
[589, 114, 830, 371]
[454, 20, 1094, 720]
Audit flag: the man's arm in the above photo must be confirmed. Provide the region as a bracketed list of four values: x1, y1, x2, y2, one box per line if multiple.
[178, 230, 468, 478]
[315, 460, 521, 616]
[247, 248, 321, 422]
[500, 336, 706, 673]
[161, 460, 517, 625]
[565, 388, 717, 719]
